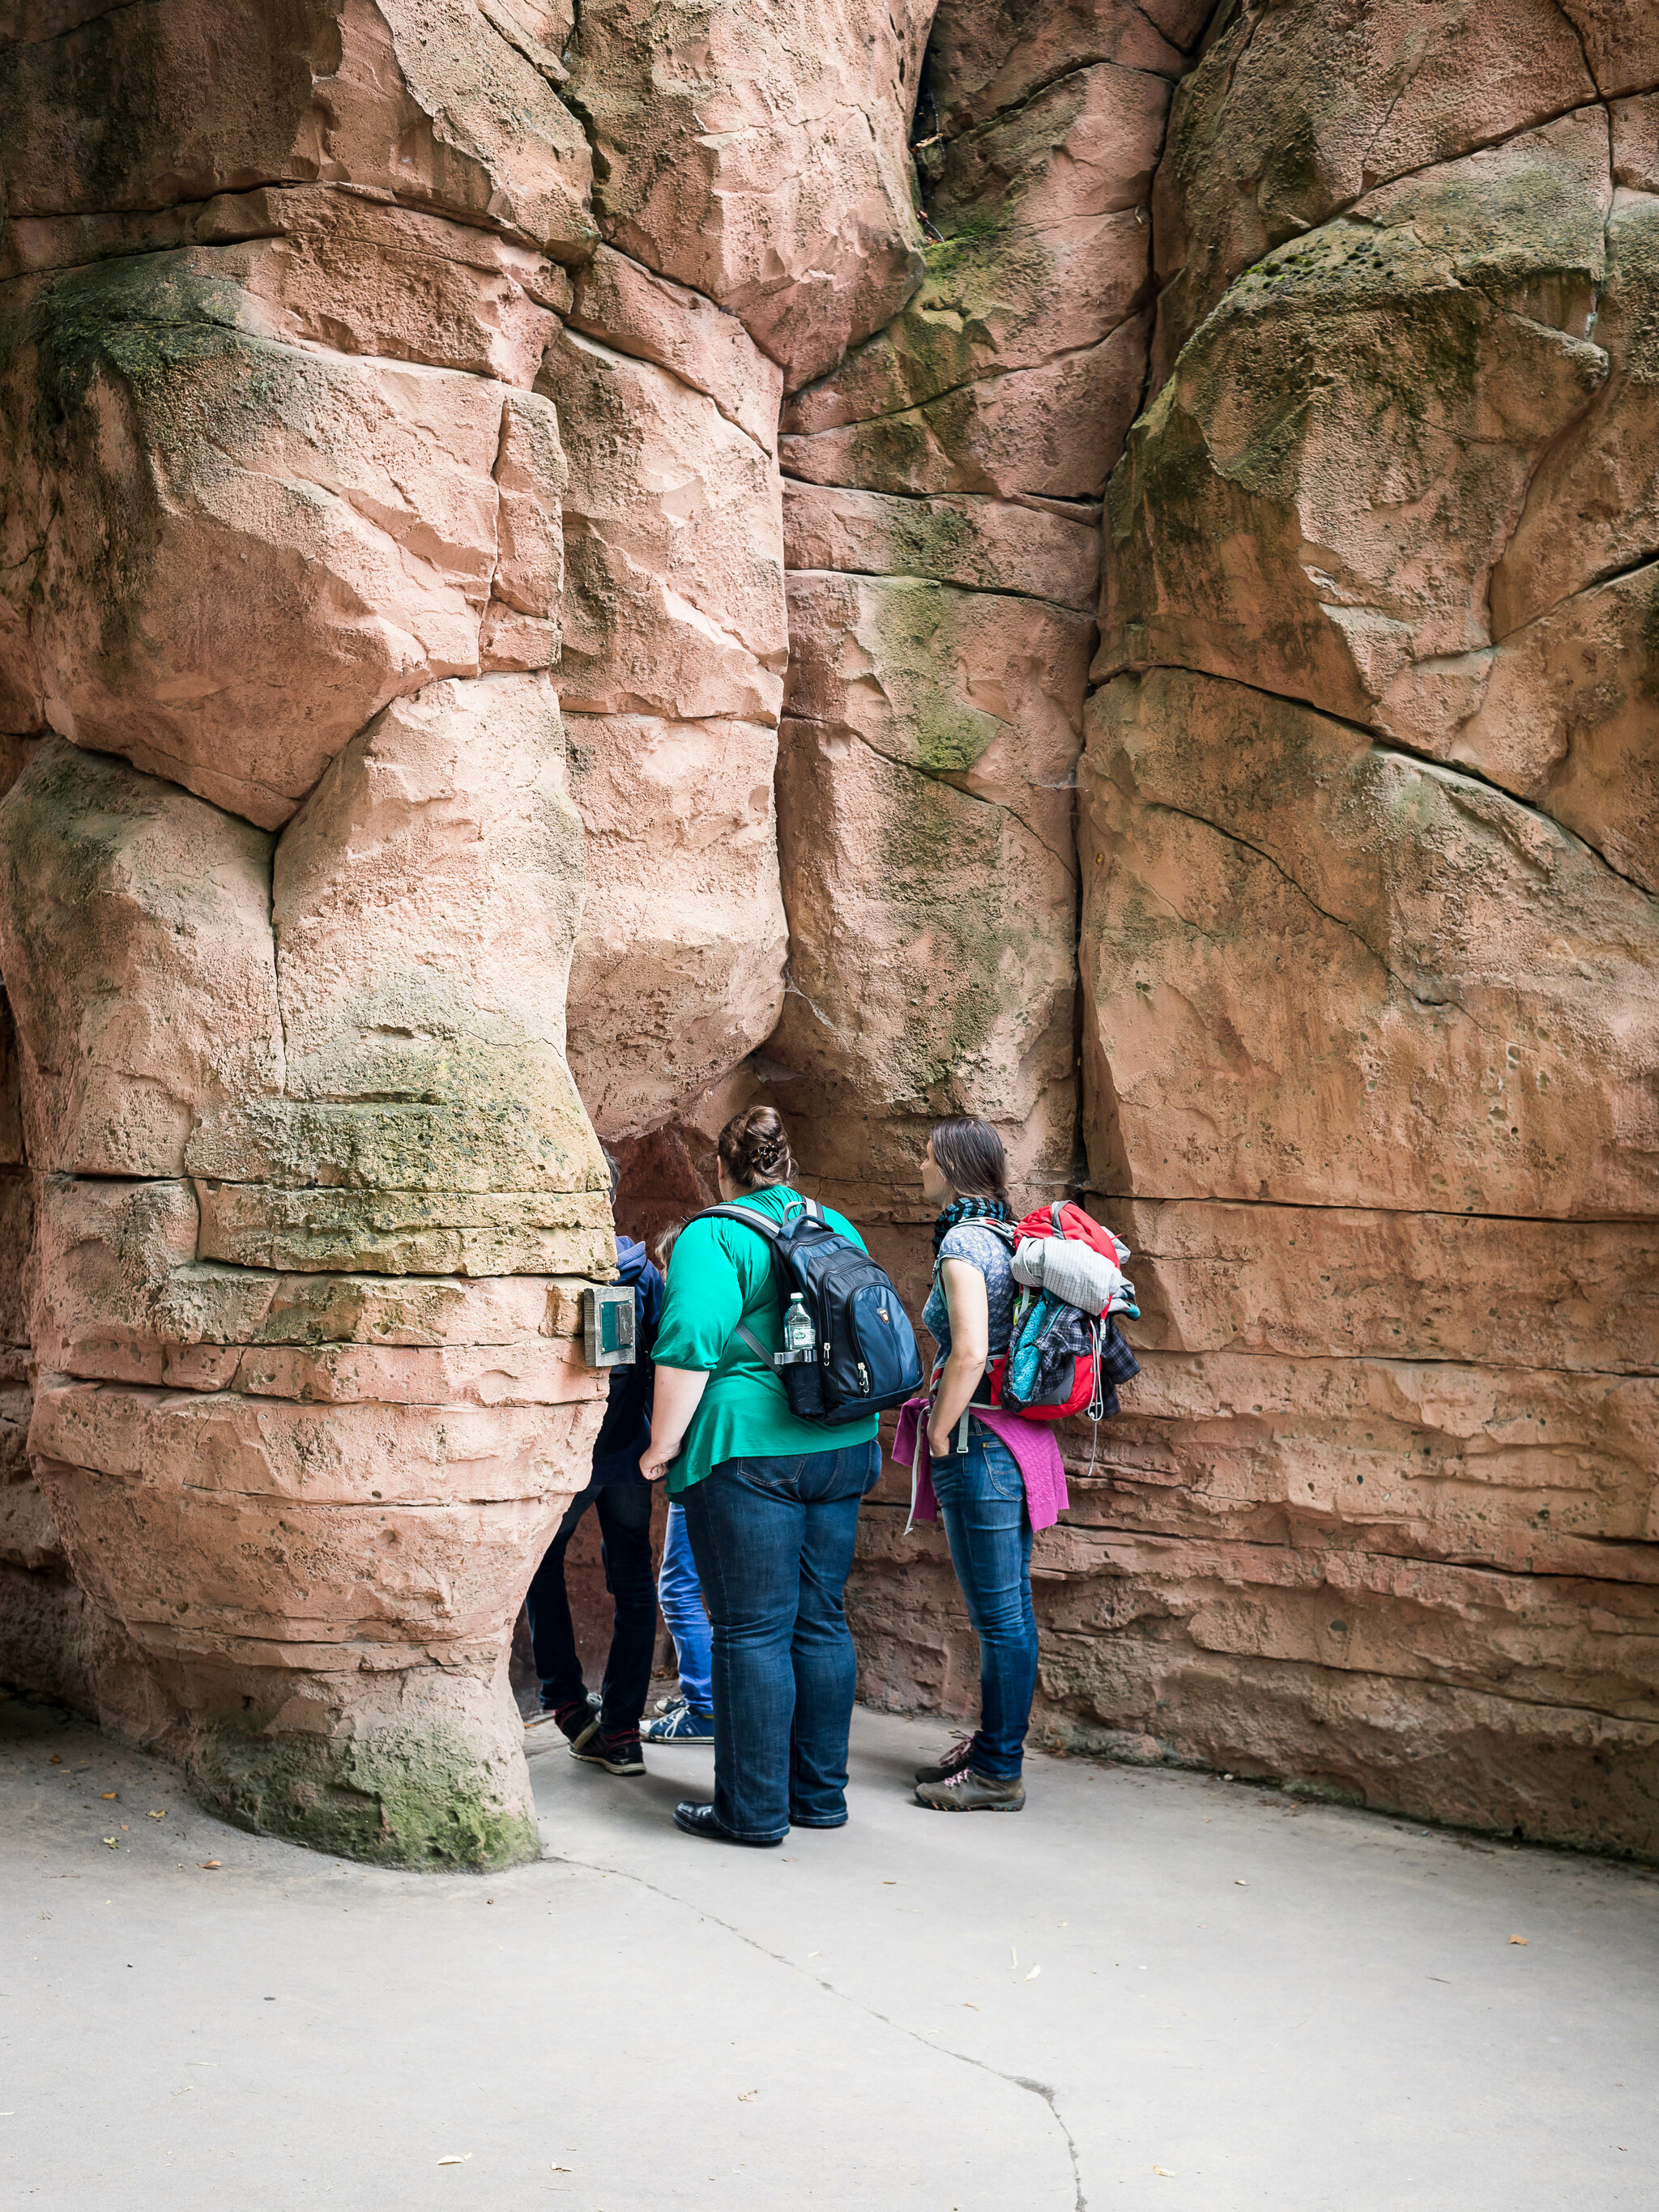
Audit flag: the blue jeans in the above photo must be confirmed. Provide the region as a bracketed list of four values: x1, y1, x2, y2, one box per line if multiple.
[930, 1429, 1038, 1779]
[659, 1502, 713, 1715]
[681, 1442, 881, 1842]
[525, 1476, 658, 1737]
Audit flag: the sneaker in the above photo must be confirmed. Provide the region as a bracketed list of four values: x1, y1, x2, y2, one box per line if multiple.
[570, 1728, 646, 1776]
[642, 1698, 715, 1745]
[524, 1695, 600, 1755]
[914, 1766, 1026, 1813]
[915, 1733, 976, 1785]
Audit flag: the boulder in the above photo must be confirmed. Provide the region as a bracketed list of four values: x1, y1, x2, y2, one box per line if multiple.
[566, 245, 783, 454]
[186, 674, 604, 1207]
[566, 0, 931, 387]
[0, 187, 569, 386]
[787, 65, 1164, 433]
[780, 313, 1150, 501]
[542, 326, 787, 724]
[565, 714, 787, 1140]
[770, 572, 1091, 1213]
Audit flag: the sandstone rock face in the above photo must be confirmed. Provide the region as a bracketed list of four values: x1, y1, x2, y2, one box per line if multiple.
[566, 0, 933, 387]
[3, 0, 1656, 1868]
[854, 1, 1659, 1861]
[0, 718, 608, 1867]
[0, 0, 632, 1865]
[769, 0, 1176, 1263]
[1, 0, 595, 254]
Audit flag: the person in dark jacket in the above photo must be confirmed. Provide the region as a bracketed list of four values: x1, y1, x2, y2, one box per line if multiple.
[522, 1166, 663, 1777]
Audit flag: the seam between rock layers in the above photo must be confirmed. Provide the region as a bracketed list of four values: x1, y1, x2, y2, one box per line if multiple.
[783, 557, 1098, 621]
[1131, 797, 1499, 1032]
[544, 1846, 1089, 2212]
[830, 718, 1080, 879]
[1090, 1187, 1659, 1232]
[1104, 662, 1659, 907]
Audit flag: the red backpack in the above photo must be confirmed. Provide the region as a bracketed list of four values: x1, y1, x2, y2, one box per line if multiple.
[982, 1203, 1138, 1424]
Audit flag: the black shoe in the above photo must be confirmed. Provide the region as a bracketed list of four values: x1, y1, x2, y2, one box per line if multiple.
[672, 1801, 784, 1848]
[789, 1811, 848, 1830]
[524, 1696, 600, 1755]
[570, 1728, 646, 1775]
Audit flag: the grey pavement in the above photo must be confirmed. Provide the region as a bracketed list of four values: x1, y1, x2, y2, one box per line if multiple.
[2, 1688, 1655, 2211]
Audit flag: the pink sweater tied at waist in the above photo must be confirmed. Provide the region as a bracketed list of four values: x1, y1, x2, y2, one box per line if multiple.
[891, 1397, 1069, 1535]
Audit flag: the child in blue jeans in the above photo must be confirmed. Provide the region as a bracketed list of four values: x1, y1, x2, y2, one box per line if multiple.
[640, 1222, 715, 1746]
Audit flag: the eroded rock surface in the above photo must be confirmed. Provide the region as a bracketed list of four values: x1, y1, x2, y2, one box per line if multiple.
[848, 0, 1659, 1861]
[2, 0, 1655, 1866]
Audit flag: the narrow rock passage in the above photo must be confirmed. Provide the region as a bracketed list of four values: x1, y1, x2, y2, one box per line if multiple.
[4, 1692, 1654, 2210]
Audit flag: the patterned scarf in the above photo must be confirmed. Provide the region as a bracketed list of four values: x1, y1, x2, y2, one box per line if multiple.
[931, 1194, 1012, 1257]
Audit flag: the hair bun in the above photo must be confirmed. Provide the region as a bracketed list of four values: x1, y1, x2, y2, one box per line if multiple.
[717, 1105, 796, 1191]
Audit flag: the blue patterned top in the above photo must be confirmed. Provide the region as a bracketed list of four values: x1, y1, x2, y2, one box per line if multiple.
[922, 1222, 1017, 1370]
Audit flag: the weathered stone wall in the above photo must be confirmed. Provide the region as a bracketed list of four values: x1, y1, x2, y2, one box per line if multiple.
[847, 0, 1659, 1860]
[0, 1, 618, 1869]
[1, 0, 1653, 1863]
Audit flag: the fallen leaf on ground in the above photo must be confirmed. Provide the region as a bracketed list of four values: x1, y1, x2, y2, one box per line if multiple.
[805, 1950, 821, 1959]
[963, 2002, 979, 2011]
[100, 1792, 117, 1801]
[1235, 1879, 1247, 1887]
[437, 2154, 471, 2165]
[552, 2166, 571, 2172]
[49, 1755, 62, 1766]
[198, 1860, 221, 1870]
[101, 1838, 117, 1849]
[1509, 1935, 1529, 1946]
[147, 1811, 165, 1820]
[1025, 1966, 1042, 1980]
[882, 1880, 896, 1886]
[1154, 2167, 1176, 2178]
[1009, 1946, 1018, 1967]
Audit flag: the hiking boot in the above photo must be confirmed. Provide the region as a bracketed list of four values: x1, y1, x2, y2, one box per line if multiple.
[914, 1766, 1026, 1813]
[523, 1695, 599, 1756]
[915, 1733, 976, 1786]
[642, 1698, 715, 1745]
[570, 1728, 646, 1776]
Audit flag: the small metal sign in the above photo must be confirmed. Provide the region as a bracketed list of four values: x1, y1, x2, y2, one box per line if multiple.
[582, 1283, 637, 1369]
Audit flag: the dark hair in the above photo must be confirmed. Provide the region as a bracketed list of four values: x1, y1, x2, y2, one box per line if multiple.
[602, 1148, 622, 1205]
[717, 1105, 795, 1189]
[653, 1219, 686, 1272]
[929, 1115, 1009, 1204]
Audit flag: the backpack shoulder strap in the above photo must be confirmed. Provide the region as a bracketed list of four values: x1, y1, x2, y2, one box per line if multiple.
[697, 1203, 783, 1244]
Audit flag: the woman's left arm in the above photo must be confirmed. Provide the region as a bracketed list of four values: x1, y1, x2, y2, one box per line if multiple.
[638, 1367, 708, 1481]
[928, 1259, 989, 1459]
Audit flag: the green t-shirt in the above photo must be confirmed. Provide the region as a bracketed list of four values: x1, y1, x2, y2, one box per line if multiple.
[653, 1184, 881, 1496]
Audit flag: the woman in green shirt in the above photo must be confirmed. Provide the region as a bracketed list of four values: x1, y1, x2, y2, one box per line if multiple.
[639, 1106, 881, 1847]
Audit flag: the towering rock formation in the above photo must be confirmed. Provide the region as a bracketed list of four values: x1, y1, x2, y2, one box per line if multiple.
[0, 2, 615, 1867]
[1, 0, 1654, 1861]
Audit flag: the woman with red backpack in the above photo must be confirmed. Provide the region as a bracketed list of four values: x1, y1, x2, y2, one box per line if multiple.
[902, 1116, 1073, 1812]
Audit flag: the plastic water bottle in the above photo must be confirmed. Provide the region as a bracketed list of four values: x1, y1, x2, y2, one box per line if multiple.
[780, 1292, 817, 1365]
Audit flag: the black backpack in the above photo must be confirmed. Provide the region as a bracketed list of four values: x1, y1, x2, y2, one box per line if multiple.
[700, 1199, 923, 1426]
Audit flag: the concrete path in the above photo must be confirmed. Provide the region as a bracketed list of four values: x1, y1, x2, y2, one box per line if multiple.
[2, 1690, 1655, 2211]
